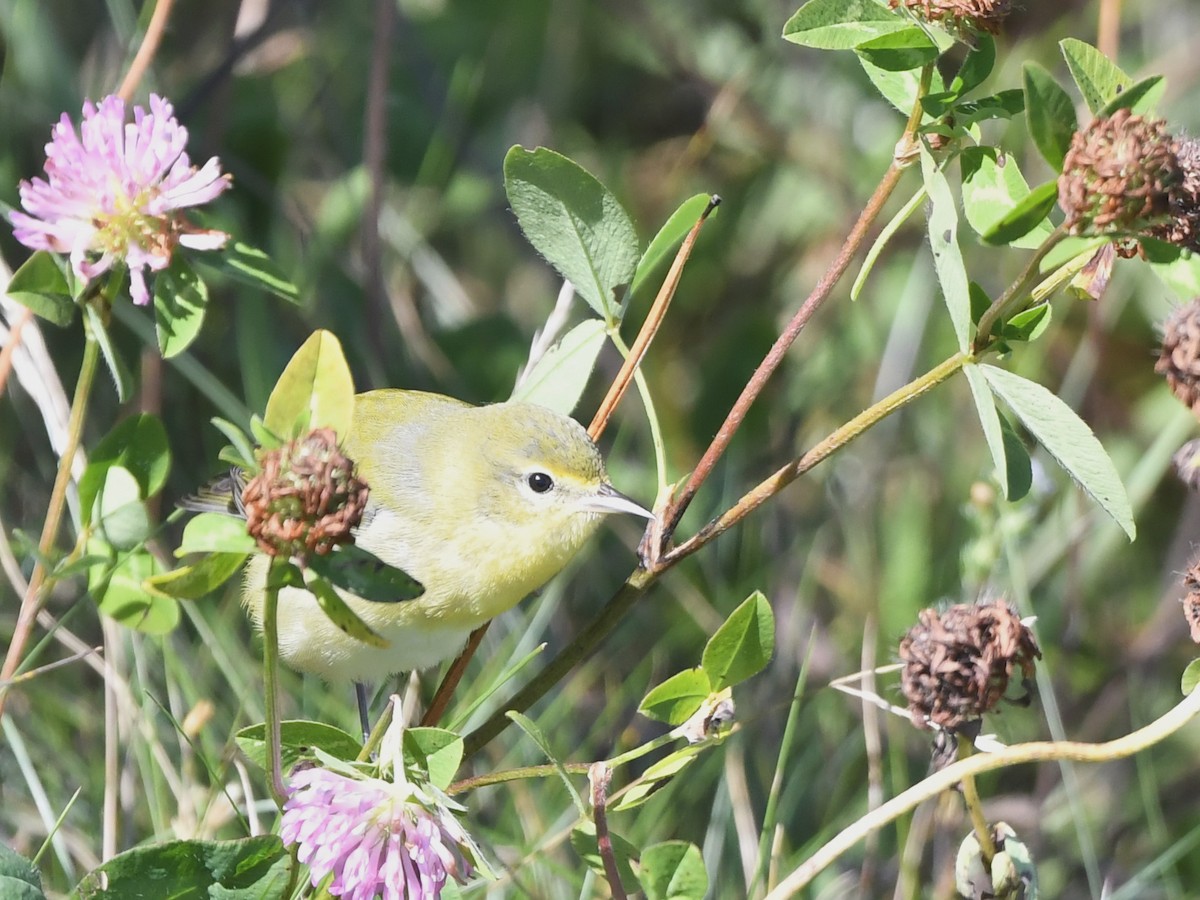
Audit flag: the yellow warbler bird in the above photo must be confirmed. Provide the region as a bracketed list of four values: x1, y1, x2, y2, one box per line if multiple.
[241, 389, 651, 684]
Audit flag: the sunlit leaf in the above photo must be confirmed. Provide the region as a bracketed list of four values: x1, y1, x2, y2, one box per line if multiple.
[144, 553, 248, 600]
[78, 413, 171, 520]
[960, 147, 1053, 250]
[404, 728, 463, 791]
[639, 841, 708, 900]
[176, 512, 258, 556]
[980, 365, 1134, 538]
[93, 466, 151, 550]
[6, 250, 75, 326]
[701, 591, 775, 691]
[921, 143, 971, 351]
[511, 319, 607, 415]
[629, 194, 715, 303]
[1182, 659, 1200, 695]
[1022, 63, 1077, 172]
[980, 180, 1058, 246]
[93, 548, 179, 635]
[236, 720, 362, 773]
[782, 0, 908, 50]
[153, 258, 208, 359]
[854, 28, 939, 72]
[72, 836, 290, 899]
[1096, 75, 1165, 118]
[504, 146, 639, 324]
[638, 668, 712, 726]
[1060, 38, 1131, 113]
[263, 330, 356, 440]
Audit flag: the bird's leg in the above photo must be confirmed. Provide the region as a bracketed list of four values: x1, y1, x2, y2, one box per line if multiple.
[355, 682, 372, 741]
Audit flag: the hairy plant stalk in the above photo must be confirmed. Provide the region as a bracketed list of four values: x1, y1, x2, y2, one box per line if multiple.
[262, 581, 286, 803]
[0, 327, 100, 719]
[972, 225, 1066, 352]
[958, 735, 997, 865]
[763, 686, 1200, 897]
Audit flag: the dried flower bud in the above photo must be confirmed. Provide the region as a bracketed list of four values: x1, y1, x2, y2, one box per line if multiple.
[241, 428, 369, 562]
[888, 0, 1011, 34]
[899, 599, 1041, 731]
[1182, 563, 1200, 643]
[1156, 300, 1200, 416]
[1058, 109, 1181, 237]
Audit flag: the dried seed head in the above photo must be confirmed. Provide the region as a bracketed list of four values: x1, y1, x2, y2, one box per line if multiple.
[1153, 137, 1200, 252]
[898, 599, 1041, 731]
[1058, 109, 1181, 237]
[241, 428, 369, 563]
[888, 0, 1011, 34]
[1156, 300, 1200, 416]
[1182, 563, 1200, 643]
[1173, 439, 1200, 490]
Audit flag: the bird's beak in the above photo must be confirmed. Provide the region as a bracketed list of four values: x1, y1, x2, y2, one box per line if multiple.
[586, 482, 655, 519]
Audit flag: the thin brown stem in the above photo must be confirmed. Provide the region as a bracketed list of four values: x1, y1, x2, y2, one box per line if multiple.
[589, 763, 627, 900]
[667, 351, 969, 565]
[116, 0, 177, 103]
[0, 307, 32, 401]
[660, 160, 907, 548]
[589, 196, 720, 442]
[420, 623, 490, 727]
[0, 327, 100, 719]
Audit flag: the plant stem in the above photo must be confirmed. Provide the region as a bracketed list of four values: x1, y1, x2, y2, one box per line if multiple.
[958, 737, 996, 865]
[358, 695, 394, 762]
[972, 225, 1066, 353]
[763, 685, 1200, 898]
[262, 577, 287, 803]
[421, 623, 490, 728]
[589, 197, 720, 443]
[660, 159, 907, 549]
[115, 0, 177, 102]
[0, 324, 101, 719]
[667, 351, 970, 565]
[450, 761, 593, 795]
[589, 763, 627, 900]
[608, 331, 669, 495]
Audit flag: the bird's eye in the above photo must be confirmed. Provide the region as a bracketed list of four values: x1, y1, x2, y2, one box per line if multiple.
[527, 471, 554, 494]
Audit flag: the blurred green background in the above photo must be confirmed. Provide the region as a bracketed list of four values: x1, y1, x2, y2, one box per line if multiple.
[4, 0, 1200, 896]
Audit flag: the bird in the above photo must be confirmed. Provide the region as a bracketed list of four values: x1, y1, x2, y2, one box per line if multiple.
[237, 389, 652, 686]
